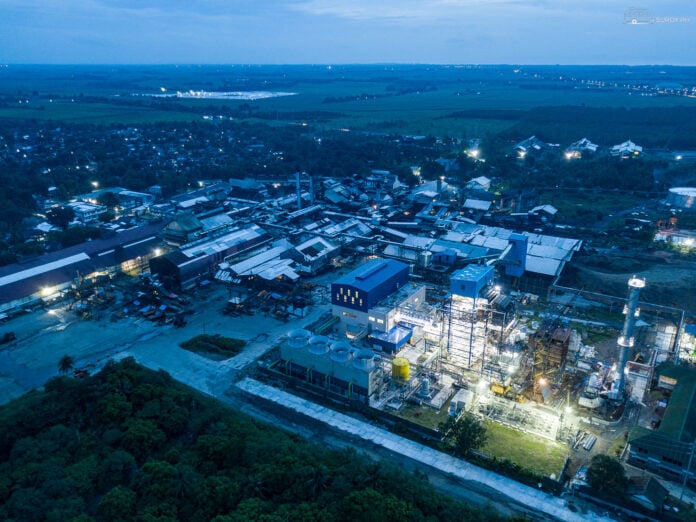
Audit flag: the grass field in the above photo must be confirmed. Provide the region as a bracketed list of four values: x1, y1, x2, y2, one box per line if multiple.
[0, 99, 201, 124]
[481, 421, 568, 478]
[541, 190, 648, 221]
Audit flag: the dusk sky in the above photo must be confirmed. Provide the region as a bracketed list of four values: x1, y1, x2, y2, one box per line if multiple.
[1, 0, 694, 65]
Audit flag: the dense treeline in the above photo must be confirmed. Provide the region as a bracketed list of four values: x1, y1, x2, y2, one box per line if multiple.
[0, 359, 514, 522]
[496, 106, 696, 149]
[450, 105, 696, 149]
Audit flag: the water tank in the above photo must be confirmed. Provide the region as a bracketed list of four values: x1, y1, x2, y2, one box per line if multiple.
[353, 349, 376, 372]
[308, 335, 330, 355]
[288, 329, 311, 349]
[418, 250, 432, 268]
[330, 342, 353, 363]
[392, 357, 410, 383]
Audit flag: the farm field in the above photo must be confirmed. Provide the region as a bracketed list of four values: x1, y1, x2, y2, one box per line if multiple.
[2, 64, 696, 140]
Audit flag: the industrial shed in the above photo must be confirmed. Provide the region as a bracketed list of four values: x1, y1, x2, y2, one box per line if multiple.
[149, 225, 269, 289]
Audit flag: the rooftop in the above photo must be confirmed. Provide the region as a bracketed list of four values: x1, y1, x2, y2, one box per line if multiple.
[333, 258, 408, 294]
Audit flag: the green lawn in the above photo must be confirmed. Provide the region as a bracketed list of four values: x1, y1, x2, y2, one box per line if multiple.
[481, 421, 568, 478]
[395, 402, 449, 429]
[179, 334, 246, 359]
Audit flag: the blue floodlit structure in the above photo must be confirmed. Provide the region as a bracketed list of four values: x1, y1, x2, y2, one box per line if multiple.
[450, 265, 494, 299]
[504, 233, 527, 278]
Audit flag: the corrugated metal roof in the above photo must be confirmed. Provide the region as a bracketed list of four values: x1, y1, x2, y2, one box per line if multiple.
[527, 244, 569, 261]
[525, 256, 562, 277]
[0, 253, 90, 287]
[334, 258, 408, 293]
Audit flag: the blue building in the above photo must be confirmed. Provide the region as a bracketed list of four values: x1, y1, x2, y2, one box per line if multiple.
[331, 258, 409, 313]
[450, 265, 494, 299]
[504, 233, 527, 278]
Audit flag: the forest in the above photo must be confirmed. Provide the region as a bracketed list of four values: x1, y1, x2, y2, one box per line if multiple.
[0, 358, 515, 522]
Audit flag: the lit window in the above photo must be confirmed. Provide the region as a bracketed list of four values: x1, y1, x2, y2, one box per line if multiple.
[359, 299, 363, 306]
[347, 289, 351, 296]
[377, 319, 384, 324]
[351, 297, 355, 304]
[368, 316, 375, 322]
[340, 287, 343, 294]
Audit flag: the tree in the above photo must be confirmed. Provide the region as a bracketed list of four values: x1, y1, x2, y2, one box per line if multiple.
[440, 415, 488, 457]
[97, 191, 119, 210]
[587, 454, 628, 498]
[46, 206, 75, 230]
[97, 486, 136, 522]
[58, 355, 74, 375]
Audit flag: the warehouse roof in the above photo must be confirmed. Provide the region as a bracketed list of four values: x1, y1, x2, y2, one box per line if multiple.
[333, 258, 408, 293]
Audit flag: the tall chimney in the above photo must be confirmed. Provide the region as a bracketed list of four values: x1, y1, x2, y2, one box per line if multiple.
[615, 276, 645, 395]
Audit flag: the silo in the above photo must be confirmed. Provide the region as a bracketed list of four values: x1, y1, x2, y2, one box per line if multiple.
[353, 349, 376, 372]
[330, 342, 353, 363]
[392, 357, 410, 383]
[308, 335, 330, 355]
[418, 250, 432, 268]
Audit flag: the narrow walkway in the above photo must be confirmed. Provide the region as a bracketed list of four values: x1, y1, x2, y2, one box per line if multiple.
[237, 378, 614, 522]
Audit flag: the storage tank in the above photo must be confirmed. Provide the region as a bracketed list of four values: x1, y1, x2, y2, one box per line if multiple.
[353, 349, 376, 371]
[420, 377, 430, 396]
[330, 342, 353, 363]
[418, 250, 432, 268]
[288, 329, 311, 349]
[392, 357, 410, 383]
[308, 335, 330, 355]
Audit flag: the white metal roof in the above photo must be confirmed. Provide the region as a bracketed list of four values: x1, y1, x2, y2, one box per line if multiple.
[463, 199, 492, 211]
[0, 253, 90, 287]
[525, 256, 562, 277]
[180, 225, 264, 259]
[527, 243, 569, 261]
[230, 241, 292, 275]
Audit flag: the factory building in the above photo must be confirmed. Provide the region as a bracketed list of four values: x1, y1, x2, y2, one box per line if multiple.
[0, 223, 164, 313]
[628, 364, 696, 483]
[332, 258, 420, 348]
[274, 330, 383, 403]
[149, 224, 270, 289]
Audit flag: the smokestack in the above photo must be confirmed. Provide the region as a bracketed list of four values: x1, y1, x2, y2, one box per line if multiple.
[295, 171, 302, 211]
[615, 276, 645, 395]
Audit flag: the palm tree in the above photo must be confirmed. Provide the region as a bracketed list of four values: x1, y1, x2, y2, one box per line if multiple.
[58, 354, 75, 374]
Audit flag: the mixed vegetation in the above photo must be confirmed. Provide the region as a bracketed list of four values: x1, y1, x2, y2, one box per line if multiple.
[0, 359, 515, 522]
[179, 334, 246, 358]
